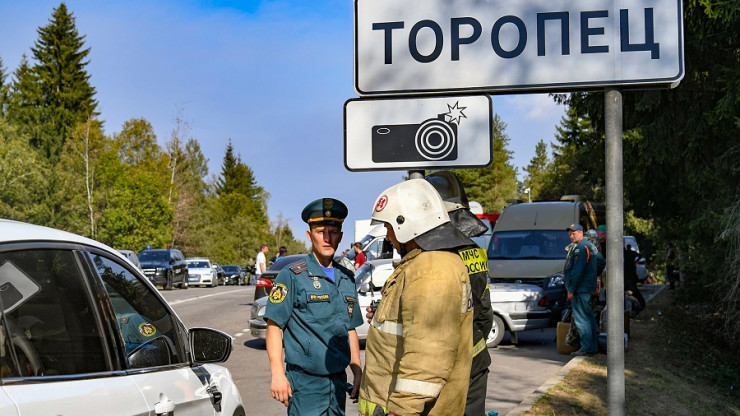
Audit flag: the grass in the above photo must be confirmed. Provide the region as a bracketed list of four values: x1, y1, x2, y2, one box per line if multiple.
[519, 287, 740, 416]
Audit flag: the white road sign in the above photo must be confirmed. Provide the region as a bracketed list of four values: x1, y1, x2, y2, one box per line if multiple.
[344, 95, 492, 171]
[354, 0, 684, 95]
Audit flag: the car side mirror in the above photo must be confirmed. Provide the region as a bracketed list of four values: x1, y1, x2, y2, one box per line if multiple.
[358, 282, 372, 293]
[190, 328, 232, 363]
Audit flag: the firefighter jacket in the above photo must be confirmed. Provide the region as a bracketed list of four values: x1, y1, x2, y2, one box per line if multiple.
[457, 246, 493, 377]
[358, 248, 474, 416]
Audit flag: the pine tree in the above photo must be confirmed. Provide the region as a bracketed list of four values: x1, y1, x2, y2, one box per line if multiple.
[523, 139, 550, 200]
[0, 57, 8, 117]
[11, 2, 99, 162]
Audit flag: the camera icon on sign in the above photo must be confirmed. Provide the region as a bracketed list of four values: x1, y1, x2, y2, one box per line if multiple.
[371, 114, 458, 163]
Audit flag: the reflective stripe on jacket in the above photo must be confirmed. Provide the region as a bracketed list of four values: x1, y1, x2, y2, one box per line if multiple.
[359, 249, 474, 416]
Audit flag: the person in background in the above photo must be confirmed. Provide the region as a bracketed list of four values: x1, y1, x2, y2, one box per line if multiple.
[272, 246, 288, 265]
[353, 242, 366, 270]
[359, 179, 473, 416]
[564, 224, 599, 356]
[264, 198, 363, 416]
[623, 244, 645, 312]
[255, 244, 268, 286]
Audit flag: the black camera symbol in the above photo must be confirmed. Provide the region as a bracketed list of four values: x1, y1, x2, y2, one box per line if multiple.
[371, 114, 458, 163]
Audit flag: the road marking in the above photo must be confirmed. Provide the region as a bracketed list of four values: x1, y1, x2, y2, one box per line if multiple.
[168, 288, 249, 305]
[235, 333, 244, 337]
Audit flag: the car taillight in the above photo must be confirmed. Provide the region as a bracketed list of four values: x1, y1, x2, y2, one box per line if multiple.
[256, 278, 272, 287]
[538, 296, 548, 307]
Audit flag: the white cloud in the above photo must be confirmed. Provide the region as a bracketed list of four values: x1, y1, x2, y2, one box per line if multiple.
[507, 94, 563, 120]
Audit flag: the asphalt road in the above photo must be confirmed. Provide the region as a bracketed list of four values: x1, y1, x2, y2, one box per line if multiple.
[160, 284, 585, 416]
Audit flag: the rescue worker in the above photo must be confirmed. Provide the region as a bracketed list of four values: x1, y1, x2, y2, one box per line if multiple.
[263, 198, 363, 415]
[564, 223, 599, 356]
[425, 170, 494, 415]
[358, 179, 474, 416]
[444, 200, 494, 416]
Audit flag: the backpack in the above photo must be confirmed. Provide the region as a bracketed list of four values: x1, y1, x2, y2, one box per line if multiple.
[584, 232, 606, 275]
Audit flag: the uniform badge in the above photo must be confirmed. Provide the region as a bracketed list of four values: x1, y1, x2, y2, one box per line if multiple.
[269, 283, 289, 303]
[323, 198, 334, 209]
[313, 280, 321, 289]
[138, 322, 156, 337]
[347, 303, 354, 318]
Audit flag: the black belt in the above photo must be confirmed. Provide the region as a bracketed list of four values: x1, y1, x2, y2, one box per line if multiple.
[286, 363, 344, 378]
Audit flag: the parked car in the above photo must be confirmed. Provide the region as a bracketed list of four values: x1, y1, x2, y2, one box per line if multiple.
[137, 248, 188, 290]
[186, 257, 219, 288]
[624, 235, 648, 282]
[222, 264, 245, 285]
[250, 259, 551, 347]
[213, 263, 226, 285]
[253, 254, 304, 302]
[487, 283, 551, 346]
[117, 249, 141, 270]
[0, 219, 245, 416]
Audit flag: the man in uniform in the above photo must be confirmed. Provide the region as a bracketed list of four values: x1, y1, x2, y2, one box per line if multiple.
[564, 223, 599, 356]
[264, 198, 364, 415]
[358, 179, 474, 416]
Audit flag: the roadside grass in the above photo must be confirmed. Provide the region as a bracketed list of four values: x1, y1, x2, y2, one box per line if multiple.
[520, 287, 740, 415]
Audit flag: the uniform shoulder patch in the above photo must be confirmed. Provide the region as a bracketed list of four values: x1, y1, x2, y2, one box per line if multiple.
[289, 262, 308, 274]
[269, 283, 289, 303]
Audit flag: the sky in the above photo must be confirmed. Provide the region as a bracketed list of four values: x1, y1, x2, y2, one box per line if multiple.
[0, 0, 565, 247]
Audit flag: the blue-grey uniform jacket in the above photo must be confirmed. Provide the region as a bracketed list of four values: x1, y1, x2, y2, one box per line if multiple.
[263, 253, 363, 375]
[564, 239, 598, 294]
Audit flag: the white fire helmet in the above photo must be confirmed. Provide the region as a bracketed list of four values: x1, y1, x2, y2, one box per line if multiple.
[370, 179, 450, 244]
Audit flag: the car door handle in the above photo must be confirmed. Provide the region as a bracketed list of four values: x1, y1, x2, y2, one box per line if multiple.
[154, 394, 176, 416]
[207, 386, 223, 412]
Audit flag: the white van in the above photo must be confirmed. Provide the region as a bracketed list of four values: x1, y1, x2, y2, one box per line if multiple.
[487, 198, 604, 321]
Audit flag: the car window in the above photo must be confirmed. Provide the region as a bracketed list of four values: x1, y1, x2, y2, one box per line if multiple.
[138, 251, 169, 262]
[187, 261, 210, 268]
[0, 249, 107, 378]
[489, 230, 572, 260]
[87, 253, 185, 368]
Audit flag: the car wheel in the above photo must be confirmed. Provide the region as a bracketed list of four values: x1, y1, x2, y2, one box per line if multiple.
[165, 271, 174, 290]
[181, 278, 188, 289]
[212, 275, 217, 288]
[487, 314, 505, 347]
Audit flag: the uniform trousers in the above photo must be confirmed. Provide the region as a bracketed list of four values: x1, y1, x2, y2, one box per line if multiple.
[572, 292, 599, 354]
[286, 364, 347, 416]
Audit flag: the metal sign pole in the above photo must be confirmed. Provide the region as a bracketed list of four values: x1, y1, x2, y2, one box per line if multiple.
[605, 87, 625, 416]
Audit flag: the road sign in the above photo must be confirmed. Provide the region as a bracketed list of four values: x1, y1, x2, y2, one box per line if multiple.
[344, 95, 492, 171]
[354, 0, 684, 95]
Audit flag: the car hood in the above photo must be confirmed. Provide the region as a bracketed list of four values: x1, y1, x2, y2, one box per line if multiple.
[139, 260, 169, 268]
[188, 267, 214, 272]
[489, 259, 564, 280]
[490, 283, 543, 303]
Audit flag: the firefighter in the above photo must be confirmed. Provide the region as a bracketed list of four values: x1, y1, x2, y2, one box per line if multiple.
[358, 179, 474, 416]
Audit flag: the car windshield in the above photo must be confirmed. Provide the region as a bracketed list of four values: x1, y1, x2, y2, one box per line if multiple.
[222, 265, 239, 273]
[488, 230, 571, 260]
[187, 261, 211, 268]
[137, 250, 169, 262]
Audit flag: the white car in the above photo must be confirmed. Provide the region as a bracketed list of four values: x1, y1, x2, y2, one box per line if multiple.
[0, 219, 245, 416]
[187, 257, 220, 287]
[250, 259, 551, 347]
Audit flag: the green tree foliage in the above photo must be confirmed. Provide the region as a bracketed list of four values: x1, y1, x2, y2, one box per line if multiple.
[0, 118, 49, 220]
[452, 114, 518, 213]
[54, 117, 106, 237]
[554, 1, 739, 345]
[96, 119, 172, 250]
[537, 106, 604, 201]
